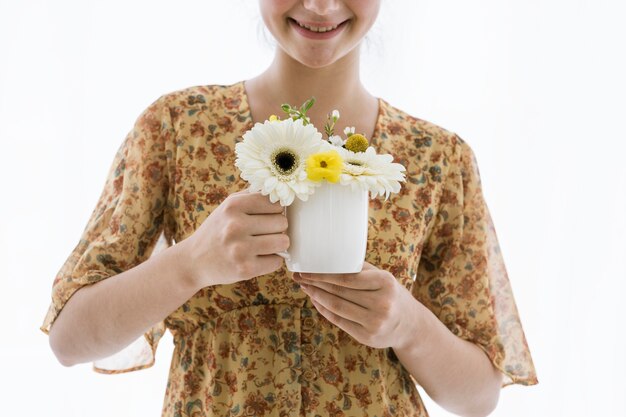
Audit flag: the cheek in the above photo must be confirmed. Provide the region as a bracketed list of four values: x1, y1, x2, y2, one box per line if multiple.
[258, 0, 293, 36]
[258, 0, 293, 19]
[352, 0, 381, 32]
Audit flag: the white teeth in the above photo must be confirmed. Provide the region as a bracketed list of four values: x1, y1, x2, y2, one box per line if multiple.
[296, 21, 339, 33]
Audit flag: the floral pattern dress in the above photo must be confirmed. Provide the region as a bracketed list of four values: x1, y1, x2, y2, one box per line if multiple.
[41, 81, 538, 417]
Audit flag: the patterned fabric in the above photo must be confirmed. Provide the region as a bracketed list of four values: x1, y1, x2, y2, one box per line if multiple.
[41, 81, 538, 416]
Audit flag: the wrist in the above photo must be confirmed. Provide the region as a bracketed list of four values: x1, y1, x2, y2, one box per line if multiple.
[392, 294, 434, 356]
[167, 239, 204, 293]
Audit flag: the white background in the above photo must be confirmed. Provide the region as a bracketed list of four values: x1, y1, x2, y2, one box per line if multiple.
[1, 1, 625, 416]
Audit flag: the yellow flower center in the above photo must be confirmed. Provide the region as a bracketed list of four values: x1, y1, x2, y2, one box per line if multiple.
[306, 150, 343, 183]
[269, 114, 279, 122]
[345, 134, 369, 153]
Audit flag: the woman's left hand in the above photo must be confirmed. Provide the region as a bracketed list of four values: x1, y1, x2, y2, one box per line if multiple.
[293, 262, 423, 350]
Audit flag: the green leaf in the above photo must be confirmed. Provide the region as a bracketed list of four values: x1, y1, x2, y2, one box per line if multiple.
[304, 97, 315, 111]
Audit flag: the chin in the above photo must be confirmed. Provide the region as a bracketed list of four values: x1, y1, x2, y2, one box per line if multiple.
[292, 49, 346, 69]
[298, 58, 335, 69]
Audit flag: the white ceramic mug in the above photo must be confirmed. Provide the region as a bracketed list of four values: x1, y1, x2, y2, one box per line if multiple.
[284, 182, 369, 273]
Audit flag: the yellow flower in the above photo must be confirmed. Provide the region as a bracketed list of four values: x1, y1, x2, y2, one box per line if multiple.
[269, 114, 279, 122]
[306, 150, 343, 183]
[345, 133, 369, 153]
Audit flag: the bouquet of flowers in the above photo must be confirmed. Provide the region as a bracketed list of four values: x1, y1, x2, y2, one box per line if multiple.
[235, 98, 406, 206]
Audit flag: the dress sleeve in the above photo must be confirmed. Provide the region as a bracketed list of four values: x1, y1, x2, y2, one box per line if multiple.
[410, 135, 538, 388]
[40, 95, 175, 374]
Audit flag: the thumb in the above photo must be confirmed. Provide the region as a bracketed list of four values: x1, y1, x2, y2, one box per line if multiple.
[362, 261, 377, 271]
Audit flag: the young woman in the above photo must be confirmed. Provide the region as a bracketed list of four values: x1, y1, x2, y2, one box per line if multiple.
[41, 1, 537, 416]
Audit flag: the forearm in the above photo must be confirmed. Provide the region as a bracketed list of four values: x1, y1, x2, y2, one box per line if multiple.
[49, 240, 200, 366]
[393, 301, 503, 417]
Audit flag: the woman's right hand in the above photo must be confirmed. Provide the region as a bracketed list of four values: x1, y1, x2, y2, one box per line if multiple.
[47, 190, 286, 366]
[180, 190, 290, 288]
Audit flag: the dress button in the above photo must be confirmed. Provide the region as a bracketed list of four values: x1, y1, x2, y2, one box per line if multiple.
[303, 369, 317, 382]
[303, 317, 316, 329]
[302, 344, 315, 356]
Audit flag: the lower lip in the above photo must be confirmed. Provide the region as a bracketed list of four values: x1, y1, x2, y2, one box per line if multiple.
[289, 18, 348, 40]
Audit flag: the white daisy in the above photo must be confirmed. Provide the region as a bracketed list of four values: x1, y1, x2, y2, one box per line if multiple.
[235, 118, 325, 206]
[336, 146, 406, 199]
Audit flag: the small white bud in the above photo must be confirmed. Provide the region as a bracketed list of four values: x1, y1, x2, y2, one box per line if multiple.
[329, 135, 345, 147]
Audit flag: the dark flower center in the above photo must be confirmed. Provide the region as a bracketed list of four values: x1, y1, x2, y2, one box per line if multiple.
[272, 148, 298, 176]
[320, 161, 328, 168]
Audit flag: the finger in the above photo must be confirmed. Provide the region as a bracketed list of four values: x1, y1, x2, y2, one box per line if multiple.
[298, 270, 381, 290]
[248, 213, 288, 236]
[297, 279, 375, 309]
[307, 292, 366, 338]
[300, 282, 369, 325]
[251, 233, 290, 255]
[254, 254, 284, 276]
[230, 192, 284, 214]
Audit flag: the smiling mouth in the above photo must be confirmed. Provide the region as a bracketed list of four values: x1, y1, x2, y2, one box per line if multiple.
[289, 18, 348, 33]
